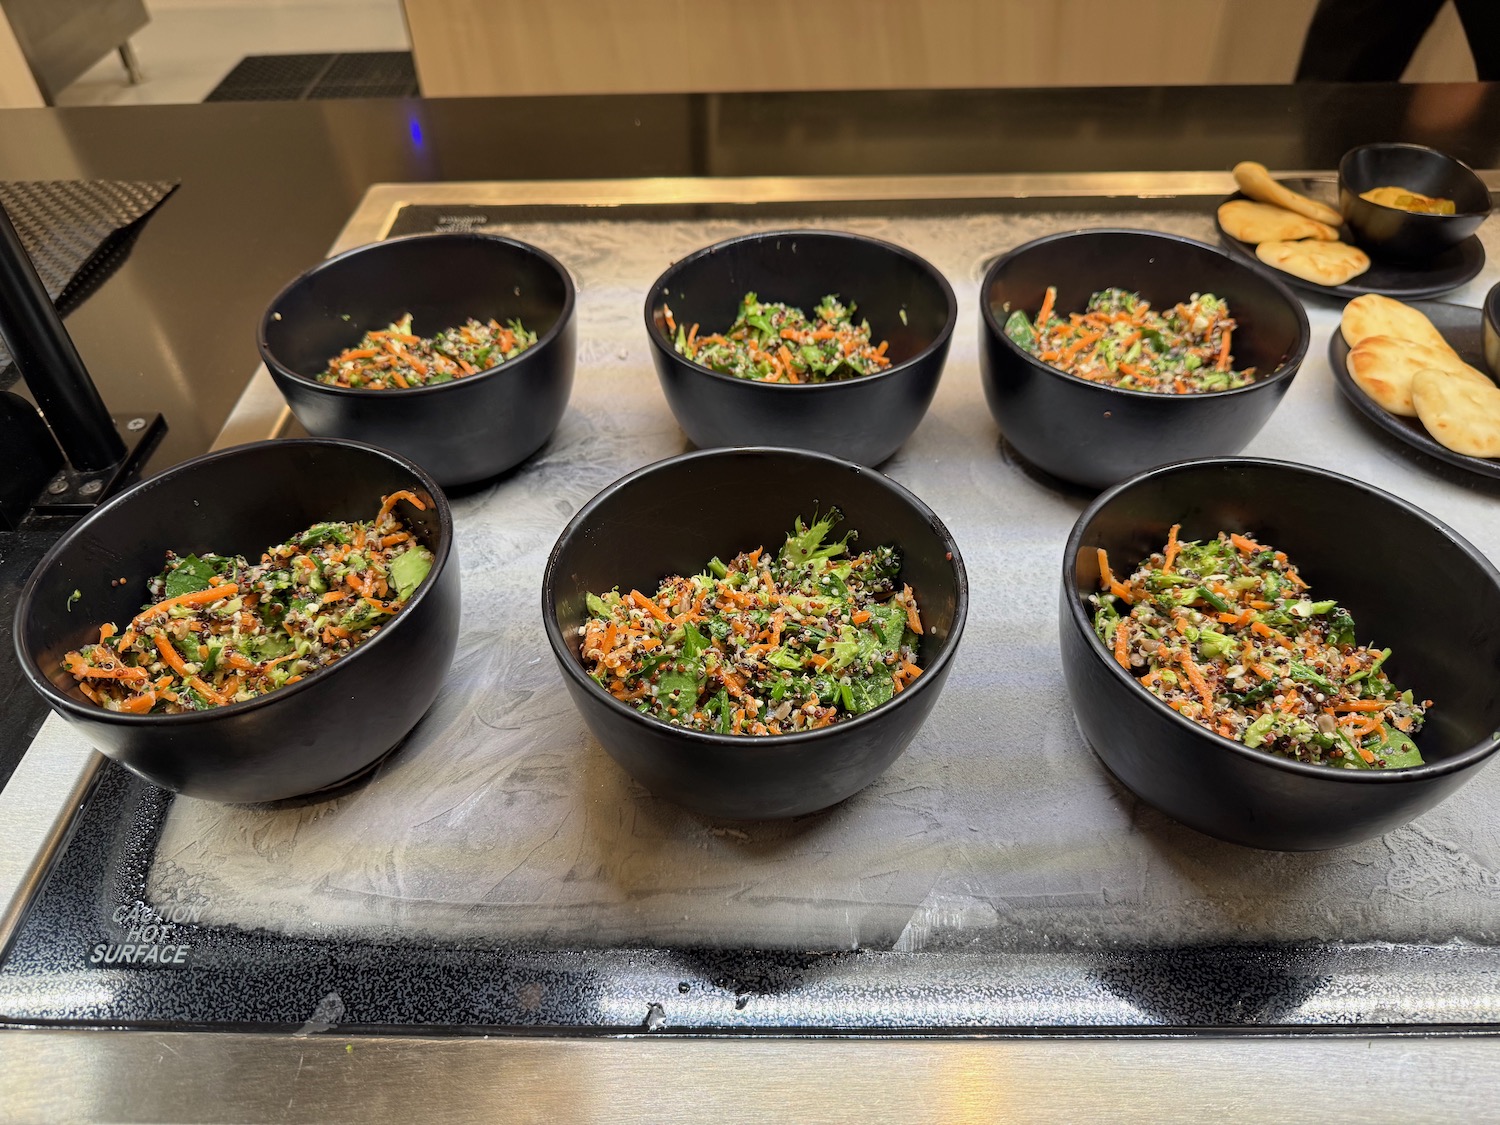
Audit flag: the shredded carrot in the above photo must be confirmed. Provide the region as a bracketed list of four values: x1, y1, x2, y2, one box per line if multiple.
[152, 630, 190, 677]
[62, 654, 148, 682]
[1097, 547, 1116, 589]
[1162, 523, 1182, 573]
[376, 490, 426, 527]
[1113, 619, 1131, 669]
[1035, 285, 1056, 330]
[133, 584, 239, 627]
[902, 585, 924, 634]
[1230, 533, 1264, 554]
[1179, 651, 1215, 709]
[629, 589, 671, 623]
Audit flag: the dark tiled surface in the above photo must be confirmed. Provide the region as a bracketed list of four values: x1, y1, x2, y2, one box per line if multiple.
[206, 52, 418, 102]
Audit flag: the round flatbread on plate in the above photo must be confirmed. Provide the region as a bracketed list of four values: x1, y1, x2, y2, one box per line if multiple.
[1347, 335, 1489, 416]
[1328, 298, 1500, 479]
[1215, 191, 1486, 300]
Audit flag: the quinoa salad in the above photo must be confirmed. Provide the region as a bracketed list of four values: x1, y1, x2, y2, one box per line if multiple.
[1005, 286, 1256, 393]
[1092, 527, 1429, 769]
[580, 511, 923, 735]
[63, 492, 433, 714]
[321, 312, 537, 389]
[665, 292, 892, 383]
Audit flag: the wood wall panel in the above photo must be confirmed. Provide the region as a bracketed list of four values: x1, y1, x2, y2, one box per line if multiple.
[404, 0, 1476, 98]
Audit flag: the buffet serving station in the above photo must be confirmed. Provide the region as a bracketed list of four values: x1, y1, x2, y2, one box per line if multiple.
[1, 170, 1497, 1121]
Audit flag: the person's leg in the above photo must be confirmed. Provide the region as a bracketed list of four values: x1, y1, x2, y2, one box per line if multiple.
[1452, 0, 1500, 80]
[1295, 0, 1447, 81]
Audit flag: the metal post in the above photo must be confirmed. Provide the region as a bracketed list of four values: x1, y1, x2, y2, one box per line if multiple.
[0, 200, 125, 471]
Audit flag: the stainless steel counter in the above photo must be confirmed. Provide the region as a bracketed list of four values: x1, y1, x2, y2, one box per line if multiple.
[3, 170, 1498, 1120]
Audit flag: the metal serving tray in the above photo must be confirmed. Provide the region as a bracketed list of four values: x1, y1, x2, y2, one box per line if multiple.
[1, 173, 1497, 1116]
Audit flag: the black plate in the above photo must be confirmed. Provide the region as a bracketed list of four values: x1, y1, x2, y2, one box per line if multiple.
[1328, 299, 1500, 481]
[1215, 191, 1485, 301]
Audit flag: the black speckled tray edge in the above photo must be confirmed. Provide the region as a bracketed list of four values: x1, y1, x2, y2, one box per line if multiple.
[1214, 192, 1485, 301]
[3, 761, 1500, 1032]
[1328, 300, 1500, 481]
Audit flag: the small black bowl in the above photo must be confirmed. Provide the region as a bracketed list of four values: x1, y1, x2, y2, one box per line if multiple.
[1061, 457, 1500, 851]
[543, 447, 968, 819]
[14, 439, 461, 804]
[978, 229, 1309, 491]
[1483, 280, 1500, 377]
[1338, 143, 1491, 263]
[259, 232, 577, 488]
[644, 230, 957, 466]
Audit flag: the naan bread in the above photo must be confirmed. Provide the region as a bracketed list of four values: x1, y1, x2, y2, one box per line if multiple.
[1232, 161, 1344, 227]
[1412, 367, 1500, 458]
[1347, 335, 1491, 416]
[1256, 239, 1370, 286]
[1340, 293, 1455, 351]
[1218, 199, 1339, 244]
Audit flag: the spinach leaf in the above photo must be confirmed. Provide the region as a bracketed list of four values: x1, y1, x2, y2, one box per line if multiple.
[1227, 679, 1277, 708]
[295, 523, 350, 550]
[163, 554, 219, 600]
[1003, 309, 1035, 349]
[1289, 662, 1334, 692]
[1379, 728, 1425, 768]
[846, 666, 896, 715]
[655, 622, 709, 714]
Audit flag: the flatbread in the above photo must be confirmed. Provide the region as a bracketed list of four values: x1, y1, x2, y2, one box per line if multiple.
[1217, 199, 1339, 244]
[1255, 239, 1370, 286]
[1340, 294, 1455, 351]
[1347, 335, 1492, 416]
[1412, 367, 1500, 458]
[1232, 161, 1344, 227]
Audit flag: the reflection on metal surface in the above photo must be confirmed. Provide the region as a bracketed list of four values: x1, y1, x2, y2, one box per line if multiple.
[0, 1030, 1495, 1124]
[211, 363, 291, 451]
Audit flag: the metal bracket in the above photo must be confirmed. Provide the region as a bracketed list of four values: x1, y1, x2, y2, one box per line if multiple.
[29, 412, 165, 515]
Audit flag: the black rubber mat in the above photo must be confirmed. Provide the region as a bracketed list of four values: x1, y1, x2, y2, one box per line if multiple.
[205, 52, 417, 102]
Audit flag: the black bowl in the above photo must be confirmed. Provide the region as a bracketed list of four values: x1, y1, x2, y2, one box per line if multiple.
[1061, 457, 1500, 851]
[644, 230, 957, 466]
[14, 439, 461, 803]
[979, 229, 1310, 491]
[1483, 280, 1500, 378]
[258, 232, 577, 488]
[1338, 143, 1491, 263]
[542, 447, 968, 819]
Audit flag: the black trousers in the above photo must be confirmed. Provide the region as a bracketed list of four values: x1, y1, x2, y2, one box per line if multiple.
[1295, 0, 1500, 81]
